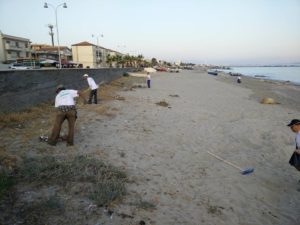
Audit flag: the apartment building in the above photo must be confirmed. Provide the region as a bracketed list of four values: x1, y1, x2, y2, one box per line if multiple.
[0, 32, 31, 63]
[72, 41, 122, 68]
[31, 44, 72, 62]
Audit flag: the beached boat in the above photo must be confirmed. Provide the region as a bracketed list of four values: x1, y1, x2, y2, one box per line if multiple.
[207, 70, 218, 76]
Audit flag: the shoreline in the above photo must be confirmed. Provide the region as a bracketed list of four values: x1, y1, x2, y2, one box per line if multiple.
[216, 71, 300, 112]
[218, 66, 300, 85]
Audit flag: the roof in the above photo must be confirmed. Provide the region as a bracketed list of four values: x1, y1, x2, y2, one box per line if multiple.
[39, 46, 70, 51]
[71, 41, 96, 47]
[0, 33, 30, 42]
[71, 41, 125, 55]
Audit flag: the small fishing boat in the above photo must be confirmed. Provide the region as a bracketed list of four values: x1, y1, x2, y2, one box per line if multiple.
[207, 70, 218, 76]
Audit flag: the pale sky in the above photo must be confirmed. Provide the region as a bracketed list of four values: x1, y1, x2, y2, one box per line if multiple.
[1, 0, 300, 65]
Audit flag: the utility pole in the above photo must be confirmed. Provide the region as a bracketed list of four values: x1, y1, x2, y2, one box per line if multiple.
[48, 24, 54, 46]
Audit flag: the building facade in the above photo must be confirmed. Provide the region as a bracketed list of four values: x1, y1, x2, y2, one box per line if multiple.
[0, 32, 31, 63]
[31, 44, 72, 62]
[72, 41, 123, 68]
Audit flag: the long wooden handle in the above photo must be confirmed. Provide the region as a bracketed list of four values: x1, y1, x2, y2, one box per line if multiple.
[207, 151, 242, 171]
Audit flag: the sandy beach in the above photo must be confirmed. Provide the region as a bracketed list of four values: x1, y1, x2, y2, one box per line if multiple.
[1, 69, 300, 225]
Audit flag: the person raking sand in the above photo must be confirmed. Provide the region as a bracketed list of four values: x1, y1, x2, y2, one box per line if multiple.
[83, 73, 99, 104]
[47, 84, 87, 146]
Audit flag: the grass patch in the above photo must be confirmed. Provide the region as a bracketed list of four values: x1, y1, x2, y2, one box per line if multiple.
[156, 100, 169, 107]
[0, 155, 128, 224]
[18, 155, 127, 206]
[0, 103, 54, 128]
[0, 172, 14, 200]
[131, 199, 156, 210]
[205, 199, 224, 215]
[91, 180, 126, 206]
[19, 195, 65, 225]
[207, 205, 223, 215]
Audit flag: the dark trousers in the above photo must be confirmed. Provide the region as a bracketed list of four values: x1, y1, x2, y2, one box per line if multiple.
[48, 109, 77, 145]
[147, 80, 151, 88]
[88, 89, 97, 104]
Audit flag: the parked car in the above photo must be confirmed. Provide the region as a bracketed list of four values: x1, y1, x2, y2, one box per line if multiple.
[40, 59, 58, 68]
[8, 63, 31, 70]
[61, 61, 83, 68]
[156, 67, 168, 72]
[168, 67, 180, 73]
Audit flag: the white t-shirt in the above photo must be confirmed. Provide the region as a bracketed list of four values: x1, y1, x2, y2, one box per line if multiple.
[87, 77, 99, 90]
[55, 90, 78, 107]
[147, 74, 151, 80]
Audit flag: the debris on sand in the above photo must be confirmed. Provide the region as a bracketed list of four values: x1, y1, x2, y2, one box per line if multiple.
[169, 94, 180, 97]
[114, 95, 125, 101]
[260, 97, 279, 104]
[132, 83, 147, 88]
[156, 100, 169, 107]
[123, 87, 134, 91]
[39, 135, 48, 142]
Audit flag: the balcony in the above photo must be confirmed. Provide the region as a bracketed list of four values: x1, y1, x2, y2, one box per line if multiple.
[5, 43, 29, 51]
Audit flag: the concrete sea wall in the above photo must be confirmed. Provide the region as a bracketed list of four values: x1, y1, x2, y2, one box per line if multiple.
[0, 68, 132, 113]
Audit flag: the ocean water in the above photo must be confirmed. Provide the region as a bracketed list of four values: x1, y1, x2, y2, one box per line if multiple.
[221, 67, 300, 84]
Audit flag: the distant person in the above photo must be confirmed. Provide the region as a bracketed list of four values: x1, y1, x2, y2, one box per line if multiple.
[83, 74, 99, 104]
[287, 119, 300, 172]
[146, 72, 151, 88]
[48, 85, 87, 146]
[237, 76, 242, 83]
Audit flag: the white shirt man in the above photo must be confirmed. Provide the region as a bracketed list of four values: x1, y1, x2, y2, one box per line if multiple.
[48, 85, 86, 146]
[83, 74, 99, 104]
[146, 73, 151, 88]
[87, 77, 98, 90]
[55, 89, 78, 107]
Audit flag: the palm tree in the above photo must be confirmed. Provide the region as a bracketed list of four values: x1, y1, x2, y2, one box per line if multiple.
[123, 54, 131, 67]
[106, 54, 114, 68]
[115, 55, 123, 68]
[137, 54, 144, 67]
[151, 58, 158, 66]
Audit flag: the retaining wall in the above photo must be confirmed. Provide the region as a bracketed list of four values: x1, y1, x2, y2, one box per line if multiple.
[0, 68, 132, 113]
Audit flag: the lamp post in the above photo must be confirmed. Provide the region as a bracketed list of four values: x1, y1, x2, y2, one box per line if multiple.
[92, 34, 104, 68]
[44, 2, 67, 69]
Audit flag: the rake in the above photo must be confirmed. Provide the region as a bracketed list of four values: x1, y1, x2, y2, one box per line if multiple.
[207, 151, 254, 175]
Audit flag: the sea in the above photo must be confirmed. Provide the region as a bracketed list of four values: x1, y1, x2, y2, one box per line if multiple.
[220, 66, 300, 84]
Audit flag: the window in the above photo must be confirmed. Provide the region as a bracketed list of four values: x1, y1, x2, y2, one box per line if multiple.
[96, 51, 102, 57]
[6, 41, 10, 44]
[16, 42, 19, 47]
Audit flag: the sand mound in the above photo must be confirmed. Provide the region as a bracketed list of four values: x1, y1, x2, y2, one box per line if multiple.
[260, 97, 279, 104]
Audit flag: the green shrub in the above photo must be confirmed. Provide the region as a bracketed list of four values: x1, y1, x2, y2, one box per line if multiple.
[0, 172, 14, 200]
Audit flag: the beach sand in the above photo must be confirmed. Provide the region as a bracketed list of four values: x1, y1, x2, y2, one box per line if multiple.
[1, 69, 300, 224]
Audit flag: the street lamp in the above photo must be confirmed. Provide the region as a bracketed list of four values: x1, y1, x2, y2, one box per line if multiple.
[92, 34, 104, 68]
[44, 2, 67, 69]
